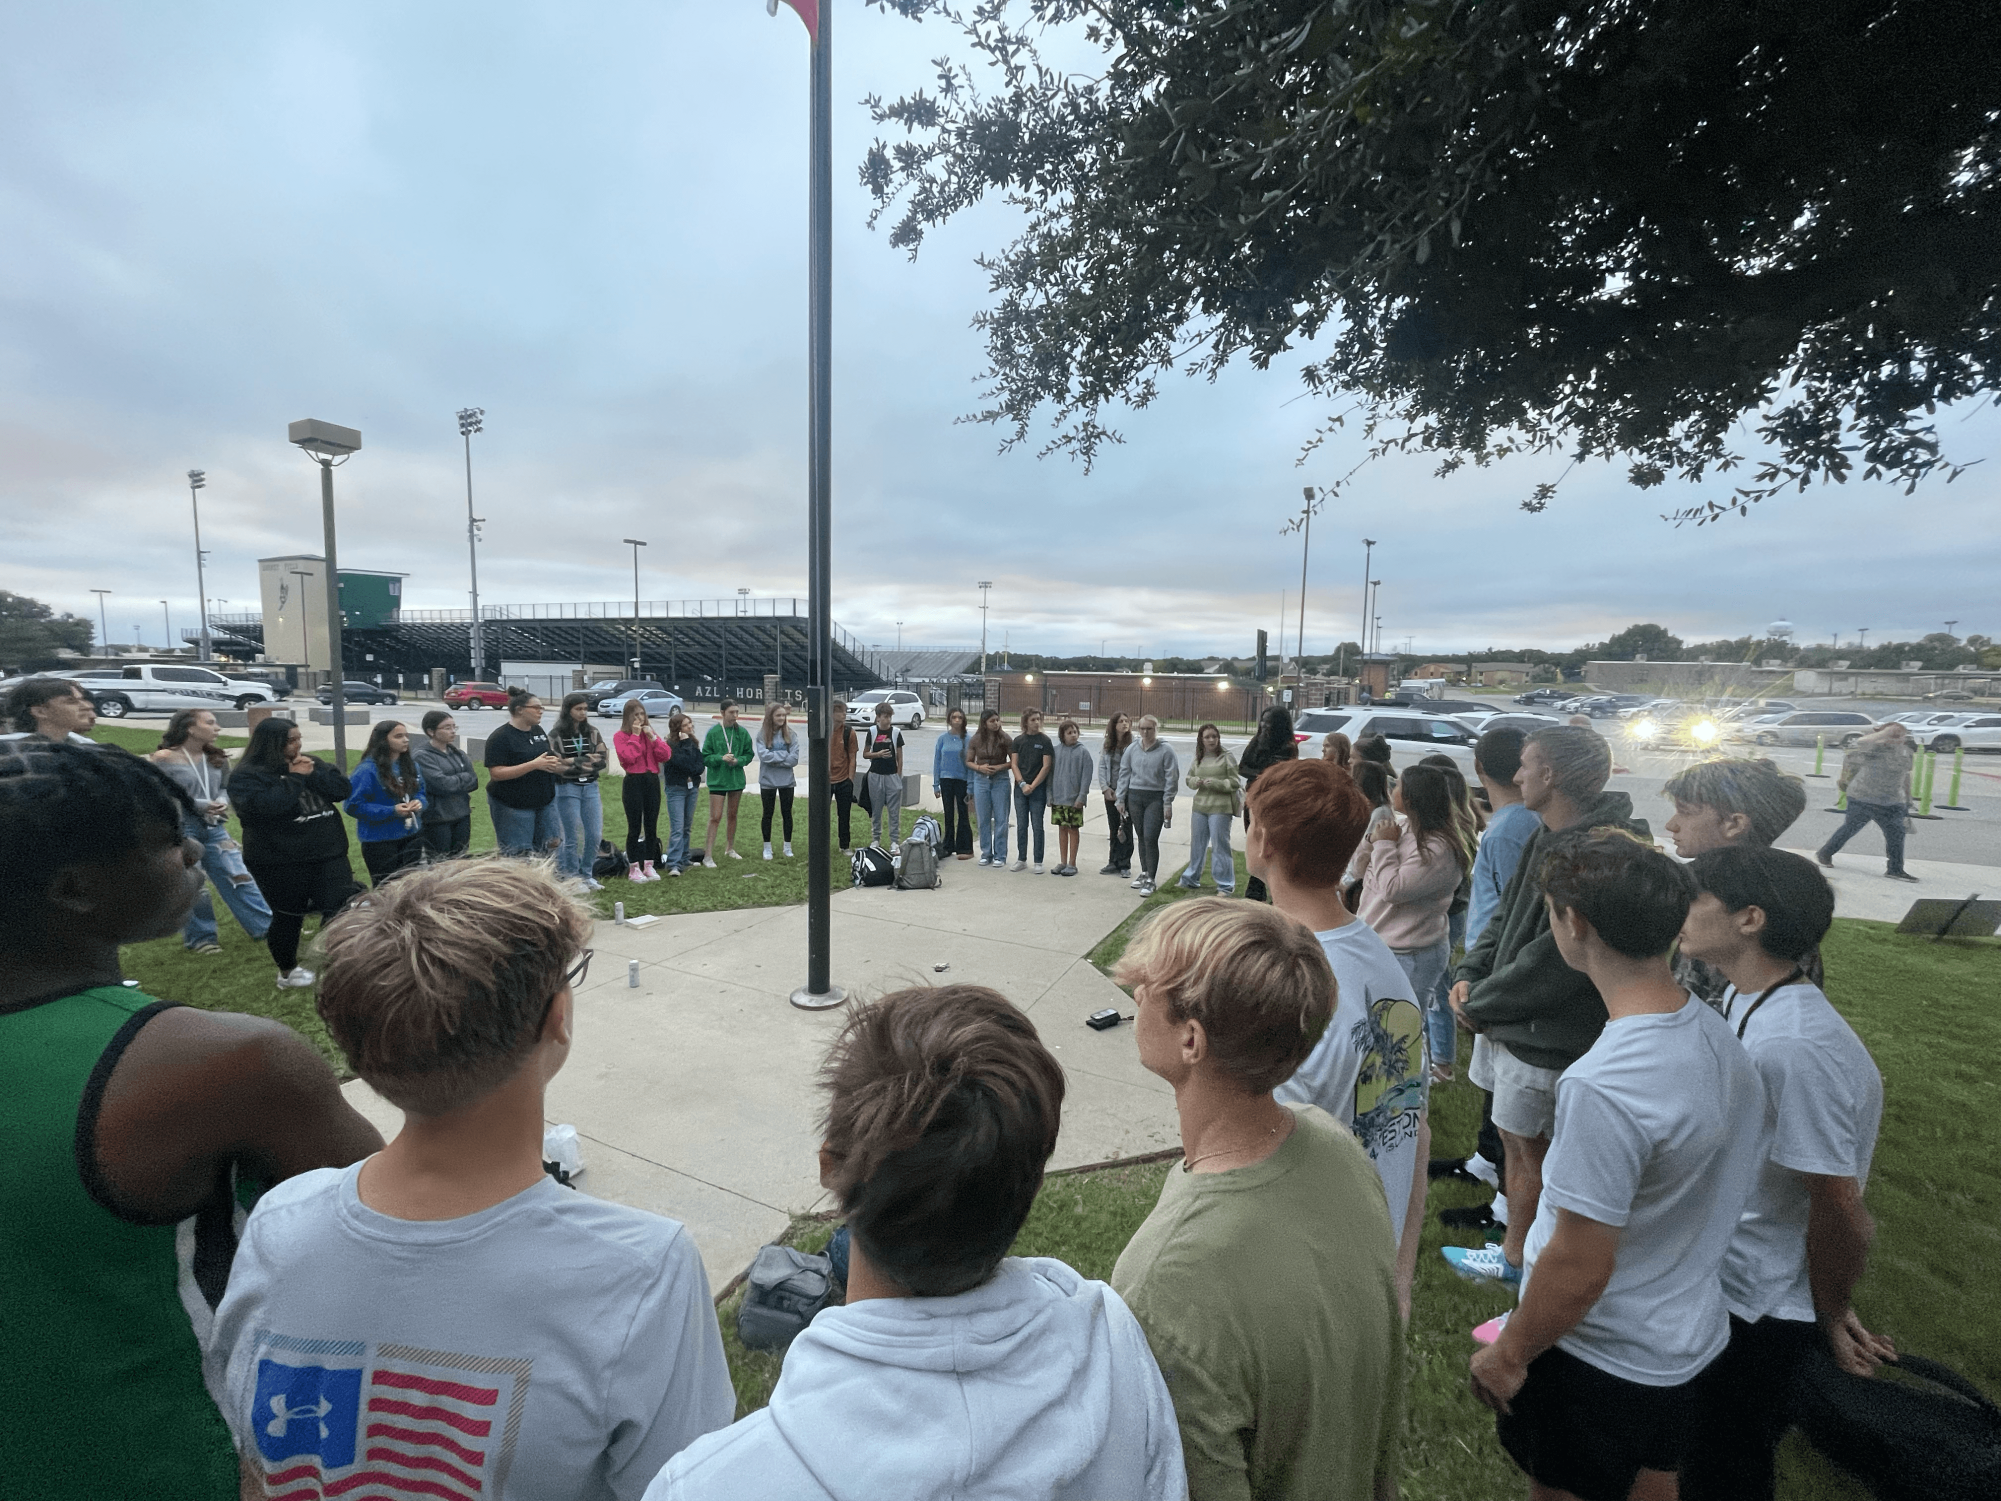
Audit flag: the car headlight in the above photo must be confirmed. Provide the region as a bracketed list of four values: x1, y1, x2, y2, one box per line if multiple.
[1631, 716, 1658, 741]
[1691, 719, 1718, 745]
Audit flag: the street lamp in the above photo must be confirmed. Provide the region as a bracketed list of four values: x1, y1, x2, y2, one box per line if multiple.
[1345, 539, 1375, 696]
[458, 408, 486, 681]
[623, 539, 647, 675]
[1857, 628, 1870, 650]
[160, 601, 171, 652]
[188, 469, 212, 660]
[91, 589, 111, 653]
[289, 418, 362, 771]
[979, 582, 993, 673]
[1283, 487, 1325, 681]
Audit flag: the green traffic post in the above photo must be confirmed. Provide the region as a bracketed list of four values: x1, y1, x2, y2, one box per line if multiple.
[1938, 745, 1970, 811]
[1807, 733, 1828, 777]
[1831, 785, 1847, 812]
[1912, 749, 1942, 820]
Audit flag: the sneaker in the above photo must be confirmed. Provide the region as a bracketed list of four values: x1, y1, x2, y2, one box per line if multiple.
[1467, 1153, 1501, 1189]
[1099, 863, 1122, 875]
[783, 843, 794, 858]
[704, 856, 719, 869]
[1137, 880, 1156, 896]
[726, 849, 743, 861]
[275, 967, 315, 989]
[1217, 887, 1236, 897]
[1472, 1312, 1511, 1347]
[1816, 850, 1836, 867]
[1060, 865, 1077, 877]
[1441, 1203, 1505, 1232]
[1886, 870, 1919, 882]
[1032, 862, 1044, 874]
[667, 866, 681, 877]
[189, 941, 224, 955]
[1129, 875, 1148, 889]
[585, 878, 605, 892]
[1176, 879, 1199, 890]
[762, 843, 773, 861]
[977, 857, 991, 867]
[1012, 860, 1027, 872]
[1442, 1243, 1522, 1286]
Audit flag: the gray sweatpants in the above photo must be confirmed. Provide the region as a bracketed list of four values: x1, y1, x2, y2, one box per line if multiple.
[868, 771, 904, 847]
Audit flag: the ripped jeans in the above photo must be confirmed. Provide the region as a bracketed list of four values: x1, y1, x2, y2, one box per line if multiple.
[183, 817, 273, 947]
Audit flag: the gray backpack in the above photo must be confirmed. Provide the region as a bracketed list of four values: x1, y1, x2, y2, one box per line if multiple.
[736, 1244, 835, 1352]
[895, 835, 940, 890]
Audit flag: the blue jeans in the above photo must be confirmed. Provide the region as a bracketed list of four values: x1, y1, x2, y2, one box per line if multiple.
[552, 783, 604, 878]
[664, 783, 699, 870]
[1013, 784, 1048, 863]
[1178, 811, 1236, 892]
[1816, 798, 1908, 875]
[182, 818, 273, 948]
[972, 772, 1010, 862]
[1393, 938, 1456, 1072]
[490, 796, 562, 858]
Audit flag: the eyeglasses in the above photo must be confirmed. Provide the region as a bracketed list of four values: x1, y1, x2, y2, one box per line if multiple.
[540, 948, 593, 1029]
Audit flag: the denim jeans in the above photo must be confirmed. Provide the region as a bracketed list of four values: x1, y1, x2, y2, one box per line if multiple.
[1393, 938, 1456, 1073]
[972, 771, 1011, 862]
[1817, 798, 1908, 874]
[664, 783, 699, 870]
[489, 796, 562, 858]
[1013, 784, 1048, 863]
[182, 818, 273, 947]
[552, 783, 605, 878]
[422, 816, 471, 860]
[1178, 810, 1236, 892]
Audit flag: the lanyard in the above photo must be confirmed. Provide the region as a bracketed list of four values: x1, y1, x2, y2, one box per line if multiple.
[1726, 967, 1804, 1041]
[178, 747, 217, 802]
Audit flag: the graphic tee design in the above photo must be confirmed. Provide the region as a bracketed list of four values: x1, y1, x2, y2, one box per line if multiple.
[1351, 995, 1427, 1161]
[248, 1332, 531, 1500]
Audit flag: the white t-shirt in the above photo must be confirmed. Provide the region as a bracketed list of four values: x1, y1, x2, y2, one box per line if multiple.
[1721, 980, 1883, 1325]
[1524, 995, 1768, 1386]
[1274, 920, 1427, 1247]
[211, 1162, 734, 1501]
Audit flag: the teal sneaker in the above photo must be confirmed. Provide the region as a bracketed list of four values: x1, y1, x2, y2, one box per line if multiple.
[1442, 1242, 1523, 1286]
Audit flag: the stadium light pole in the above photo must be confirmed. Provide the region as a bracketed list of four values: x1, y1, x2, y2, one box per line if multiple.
[91, 589, 112, 653]
[978, 582, 993, 673]
[187, 469, 213, 660]
[458, 408, 486, 681]
[1344, 539, 1375, 694]
[1283, 487, 1325, 682]
[624, 539, 647, 675]
[289, 418, 362, 771]
[160, 601, 171, 651]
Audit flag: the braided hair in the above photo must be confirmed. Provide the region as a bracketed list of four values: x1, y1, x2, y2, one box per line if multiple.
[0, 741, 193, 943]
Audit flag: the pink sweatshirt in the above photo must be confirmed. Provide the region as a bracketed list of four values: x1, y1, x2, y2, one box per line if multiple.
[614, 728, 669, 776]
[1357, 823, 1462, 950]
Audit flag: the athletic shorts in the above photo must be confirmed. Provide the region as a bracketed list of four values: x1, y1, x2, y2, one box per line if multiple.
[1469, 1036, 1562, 1139]
[1497, 1345, 1705, 1501]
[1050, 804, 1084, 829]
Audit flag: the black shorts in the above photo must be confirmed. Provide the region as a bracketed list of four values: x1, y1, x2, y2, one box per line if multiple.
[1497, 1345, 1705, 1501]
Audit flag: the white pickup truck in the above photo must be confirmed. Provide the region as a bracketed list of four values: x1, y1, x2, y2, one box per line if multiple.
[73, 664, 282, 717]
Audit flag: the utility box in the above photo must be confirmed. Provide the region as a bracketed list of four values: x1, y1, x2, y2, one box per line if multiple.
[429, 668, 448, 698]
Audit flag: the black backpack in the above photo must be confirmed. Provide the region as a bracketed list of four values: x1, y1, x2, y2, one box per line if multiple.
[850, 846, 895, 888]
[1793, 1347, 2001, 1501]
[591, 840, 629, 881]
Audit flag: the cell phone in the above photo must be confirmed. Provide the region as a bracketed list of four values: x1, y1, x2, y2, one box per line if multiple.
[1086, 1008, 1125, 1031]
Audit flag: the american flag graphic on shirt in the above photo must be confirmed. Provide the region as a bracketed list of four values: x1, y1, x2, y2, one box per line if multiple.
[249, 1332, 531, 1499]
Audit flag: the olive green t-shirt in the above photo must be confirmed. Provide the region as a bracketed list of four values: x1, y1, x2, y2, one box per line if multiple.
[1111, 1105, 1403, 1501]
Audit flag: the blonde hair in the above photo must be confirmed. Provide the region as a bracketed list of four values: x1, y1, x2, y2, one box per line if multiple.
[1115, 897, 1333, 1094]
[760, 702, 794, 746]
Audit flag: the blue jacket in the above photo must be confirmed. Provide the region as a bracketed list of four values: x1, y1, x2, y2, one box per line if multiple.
[1467, 801, 1541, 944]
[932, 730, 968, 785]
[342, 757, 428, 843]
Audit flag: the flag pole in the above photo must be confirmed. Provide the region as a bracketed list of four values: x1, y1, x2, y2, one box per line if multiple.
[793, 0, 842, 1009]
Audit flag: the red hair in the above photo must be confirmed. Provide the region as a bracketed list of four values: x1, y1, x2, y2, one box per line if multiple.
[1247, 758, 1371, 888]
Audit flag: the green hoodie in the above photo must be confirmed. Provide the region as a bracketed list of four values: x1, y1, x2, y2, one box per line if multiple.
[702, 721, 755, 793]
[1453, 789, 1652, 1071]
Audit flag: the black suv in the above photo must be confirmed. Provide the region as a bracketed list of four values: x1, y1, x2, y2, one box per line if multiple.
[316, 680, 398, 705]
[584, 678, 666, 711]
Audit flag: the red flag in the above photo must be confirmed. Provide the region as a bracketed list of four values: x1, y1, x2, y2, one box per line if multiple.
[768, 0, 818, 36]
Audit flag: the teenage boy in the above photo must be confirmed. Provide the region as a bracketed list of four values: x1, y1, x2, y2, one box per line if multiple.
[1661, 756, 1818, 1006]
[1250, 758, 1430, 1319]
[1114, 898, 1403, 1501]
[861, 699, 906, 850]
[1, 674, 100, 743]
[212, 858, 733, 1501]
[650, 986, 1184, 1499]
[1678, 846, 1889, 1501]
[1469, 829, 1767, 1501]
[1448, 726, 1651, 1282]
[1, 742, 381, 1500]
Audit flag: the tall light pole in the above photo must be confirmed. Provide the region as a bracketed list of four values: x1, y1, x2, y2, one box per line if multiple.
[188, 469, 212, 660]
[623, 539, 647, 675]
[289, 571, 316, 671]
[1283, 487, 1325, 680]
[1857, 628, 1870, 651]
[160, 601, 171, 651]
[1346, 539, 1375, 693]
[289, 419, 362, 771]
[91, 589, 111, 653]
[458, 408, 486, 681]
[978, 582, 993, 673]
[1369, 582, 1383, 655]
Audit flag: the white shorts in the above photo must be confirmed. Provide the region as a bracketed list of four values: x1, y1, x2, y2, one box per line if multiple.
[1470, 1035, 1562, 1139]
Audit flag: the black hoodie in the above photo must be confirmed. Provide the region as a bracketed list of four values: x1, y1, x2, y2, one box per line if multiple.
[231, 757, 353, 866]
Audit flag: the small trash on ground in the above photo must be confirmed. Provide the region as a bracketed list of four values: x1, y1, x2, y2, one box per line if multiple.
[933, 963, 950, 973]
[542, 1123, 584, 1185]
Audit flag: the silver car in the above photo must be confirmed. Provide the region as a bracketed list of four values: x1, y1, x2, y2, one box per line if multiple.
[1734, 710, 1875, 748]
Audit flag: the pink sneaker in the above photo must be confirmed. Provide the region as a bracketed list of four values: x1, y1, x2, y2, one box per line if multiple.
[1472, 1312, 1510, 1346]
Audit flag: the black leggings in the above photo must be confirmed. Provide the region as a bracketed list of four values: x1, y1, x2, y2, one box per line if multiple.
[623, 774, 662, 864]
[247, 855, 363, 974]
[422, 816, 470, 859]
[827, 777, 855, 850]
[360, 835, 424, 887]
[1127, 790, 1165, 879]
[939, 777, 973, 855]
[761, 785, 796, 841]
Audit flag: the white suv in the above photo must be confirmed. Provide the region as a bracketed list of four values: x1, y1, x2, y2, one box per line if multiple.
[847, 689, 926, 729]
[76, 665, 281, 718]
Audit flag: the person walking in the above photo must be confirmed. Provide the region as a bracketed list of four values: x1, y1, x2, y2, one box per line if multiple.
[862, 700, 907, 849]
[1116, 715, 1181, 896]
[756, 703, 800, 859]
[231, 716, 362, 988]
[1009, 708, 1055, 872]
[484, 691, 564, 858]
[1097, 713, 1135, 877]
[827, 700, 860, 852]
[343, 720, 429, 887]
[931, 707, 975, 860]
[967, 709, 1014, 867]
[413, 710, 478, 859]
[1816, 722, 1919, 881]
[661, 710, 705, 875]
[151, 707, 273, 955]
[1358, 763, 1471, 1084]
[702, 701, 755, 864]
[1175, 722, 1241, 895]
[1045, 718, 1095, 877]
[549, 693, 610, 891]
[614, 700, 668, 881]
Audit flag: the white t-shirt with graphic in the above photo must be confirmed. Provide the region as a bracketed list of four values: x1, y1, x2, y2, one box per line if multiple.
[1721, 980, 1883, 1325]
[1525, 995, 1768, 1386]
[211, 1163, 734, 1501]
[1274, 920, 1427, 1247]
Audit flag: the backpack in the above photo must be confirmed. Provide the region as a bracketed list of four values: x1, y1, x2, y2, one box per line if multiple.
[1793, 1347, 2001, 1501]
[591, 840, 629, 881]
[736, 1244, 835, 1353]
[895, 836, 940, 891]
[908, 813, 942, 848]
[851, 846, 895, 888]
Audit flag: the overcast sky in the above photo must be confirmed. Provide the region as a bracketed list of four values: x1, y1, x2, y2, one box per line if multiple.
[4, 1, 1996, 660]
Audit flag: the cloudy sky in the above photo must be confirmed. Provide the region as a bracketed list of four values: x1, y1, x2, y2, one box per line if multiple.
[4, 1, 1996, 660]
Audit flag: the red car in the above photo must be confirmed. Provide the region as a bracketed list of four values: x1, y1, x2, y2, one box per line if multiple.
[443, 681, 511, 709]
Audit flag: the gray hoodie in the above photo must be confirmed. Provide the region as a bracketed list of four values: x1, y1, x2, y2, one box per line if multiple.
[412, 740, 480, 824]
[1116, 739, 1182, 803]
[1049, 740, 1096, 805]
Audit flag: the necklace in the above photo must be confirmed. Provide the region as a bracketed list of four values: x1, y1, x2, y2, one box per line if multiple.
[1182, 1119, 1285, 1172]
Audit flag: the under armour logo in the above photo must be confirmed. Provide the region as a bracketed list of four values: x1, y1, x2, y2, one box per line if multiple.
[266, 1392, 333, 1441]
[253, 1360, 361, 1468]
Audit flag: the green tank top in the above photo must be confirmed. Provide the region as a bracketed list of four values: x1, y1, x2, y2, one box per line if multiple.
[0, 986, 237, 1501]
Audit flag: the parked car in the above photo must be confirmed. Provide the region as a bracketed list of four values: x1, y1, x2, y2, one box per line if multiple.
[227, 671, 292, 698]
[443, 680, 513, 710]
[1513, 687, 1574, 705]
[1923, 689, 1977, 702]
[1923, 714, 2001, 752]
[1729, 709, 1875, 748]
[1567, 693, 1654, 719]
[1449, 710, 1566, 736]
[584, 678, 667, 711]
[1291, 707, 1476, 751]
[596, 687, 684, 721]
[1718, 699, 1799, 721]
[1623, 704, 1728, 751]
[847, 689, 927, 729]
[316, 680, 399, 706]
[71, 664, 281, 718]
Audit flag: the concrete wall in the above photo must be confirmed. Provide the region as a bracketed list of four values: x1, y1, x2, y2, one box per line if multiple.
[1583, 661, 1795, 695]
